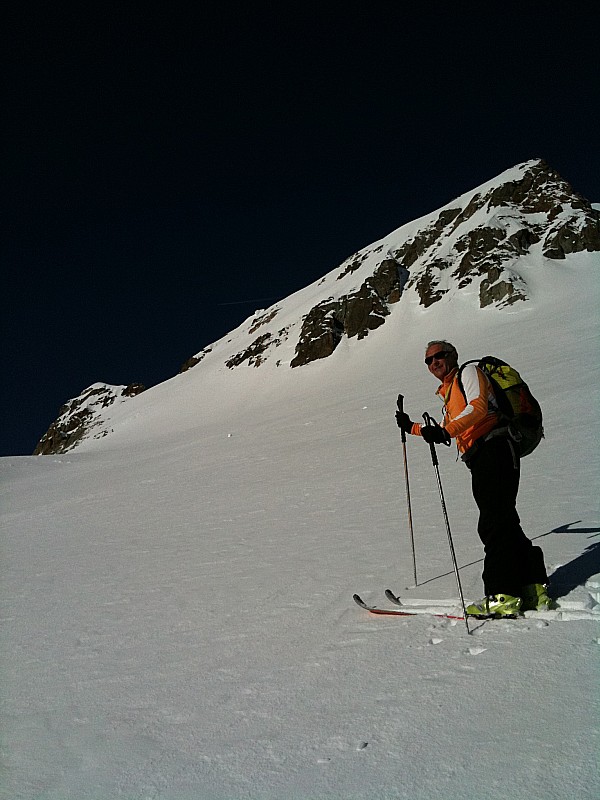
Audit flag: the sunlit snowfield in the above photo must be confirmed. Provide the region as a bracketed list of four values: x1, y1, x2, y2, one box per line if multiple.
[2, 196, 599, 798]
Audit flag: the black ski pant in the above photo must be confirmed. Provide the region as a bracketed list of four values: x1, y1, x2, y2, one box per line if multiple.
[466, 436, 547, 597]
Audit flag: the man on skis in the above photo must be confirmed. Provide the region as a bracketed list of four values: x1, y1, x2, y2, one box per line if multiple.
[396, 339, 553, 617]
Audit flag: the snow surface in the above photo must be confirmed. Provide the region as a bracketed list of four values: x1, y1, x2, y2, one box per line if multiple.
[2, 199, 600, 797]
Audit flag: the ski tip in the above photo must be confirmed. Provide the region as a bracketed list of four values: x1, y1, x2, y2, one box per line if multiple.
[384, 589, 401, 605]
[352, 593, 367, 608]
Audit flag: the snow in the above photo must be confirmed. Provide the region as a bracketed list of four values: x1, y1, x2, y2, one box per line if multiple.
[2, 200, 600, 797]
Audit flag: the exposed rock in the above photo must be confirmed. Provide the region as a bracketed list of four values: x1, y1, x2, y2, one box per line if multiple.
[223, 159, 595, 374]
[226, 333, 273, 368]
[249, 308, 279, 334]
[122, 383, 146, 397]
[542, 211, 600, 259]
[392, 208, 461, 268]
[479, 278, 522, 308]
[226, 327, 290, 368]
[34, 407, 97, 455]
[291, 259, 408, 367]
[404, 159, 598, 309]
[289, 305, 344, 368]
[180, 355, 203, 373]
[508, 227, 541, 254]
[337, 251, 370, 279]
[180, 347, 212, 373]
[448, 194, 482, 229]
[412, 263, 446, 308]
[34, 383, 146, 455]
[479, 267, 526, 308]
[452, 227, 507, 287]
[487, 159, 589, 213]
[485, 159, 599, 259]
[368, 258, 406, 303]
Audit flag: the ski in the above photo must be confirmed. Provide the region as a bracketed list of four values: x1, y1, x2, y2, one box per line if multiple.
[383, 589, 517, 619]
[353, 593, 465, 620]
[384, 589, 457, 607]
[355, 592, 599, 623]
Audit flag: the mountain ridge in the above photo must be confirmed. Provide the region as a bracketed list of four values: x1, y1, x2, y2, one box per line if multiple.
[34, 158, 599, 455]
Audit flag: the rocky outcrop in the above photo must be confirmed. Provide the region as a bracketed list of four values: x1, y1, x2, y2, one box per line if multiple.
[291, 259, 408, 367]
[249, 309, 279, 334]
[34, 383, 145, 455]
[486, 160, 589, 212]
[226, 327, 290, 368]
[226, 332, 274, 368]
[411, 263, 446, 308]
[479, 267, 526, 308]
[487, 159, 600, 259]
[289, 304, 345, 367]
[180, 347, 212, 373]
[400, 159, 599, 309]
[180, 355, 203, 373]
[542, 212, 600, 259]
[289, 160, 598, 366]
[391, 207, 462, 268]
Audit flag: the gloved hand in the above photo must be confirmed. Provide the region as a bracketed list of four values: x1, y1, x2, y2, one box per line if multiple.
[395, 411, 416, 433]
[421, 424, 451, 445]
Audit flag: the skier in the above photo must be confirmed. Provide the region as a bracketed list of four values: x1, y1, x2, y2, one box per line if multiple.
[395, 340, 554, 616]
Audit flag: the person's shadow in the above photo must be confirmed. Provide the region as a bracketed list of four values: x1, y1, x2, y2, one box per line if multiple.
[417, 521, 600, 596]
[537, 521, 600, 601]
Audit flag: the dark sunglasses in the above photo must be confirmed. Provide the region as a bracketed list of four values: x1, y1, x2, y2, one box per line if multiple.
[425, 350, 451, 365]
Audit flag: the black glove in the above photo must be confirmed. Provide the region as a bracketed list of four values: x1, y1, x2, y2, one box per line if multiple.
[421, 424, 451, 445]
[395, 411, 415, 433]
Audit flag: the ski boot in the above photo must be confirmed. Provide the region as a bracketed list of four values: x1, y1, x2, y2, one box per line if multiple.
[521, 583, 556, 611]
[466, 593, 522, 618]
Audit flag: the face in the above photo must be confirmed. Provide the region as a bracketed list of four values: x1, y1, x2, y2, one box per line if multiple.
[425, 345, 458, 381]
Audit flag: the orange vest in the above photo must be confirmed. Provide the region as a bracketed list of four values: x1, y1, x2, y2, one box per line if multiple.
[412, 365, 499, 454]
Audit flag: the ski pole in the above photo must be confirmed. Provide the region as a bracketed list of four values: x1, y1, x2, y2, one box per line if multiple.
[422, 412, 470, 634]
[397, 394, 418, 586]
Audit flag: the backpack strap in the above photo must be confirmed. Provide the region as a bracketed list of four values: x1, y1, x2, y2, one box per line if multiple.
[455, 359, 480, 402]
[457, 358, 514, 420]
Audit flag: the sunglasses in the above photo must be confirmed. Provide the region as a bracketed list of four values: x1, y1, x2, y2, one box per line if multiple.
[425, 350, 451, 365]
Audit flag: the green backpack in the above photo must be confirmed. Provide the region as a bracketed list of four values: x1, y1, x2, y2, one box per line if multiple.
[457, 356, 544, 458]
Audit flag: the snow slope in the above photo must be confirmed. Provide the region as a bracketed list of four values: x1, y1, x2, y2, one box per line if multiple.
[2, 171, 599, 798]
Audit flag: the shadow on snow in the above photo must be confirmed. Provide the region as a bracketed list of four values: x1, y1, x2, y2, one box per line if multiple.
[415, 520, 600, 598]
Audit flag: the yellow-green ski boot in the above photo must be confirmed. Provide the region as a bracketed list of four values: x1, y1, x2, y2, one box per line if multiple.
[521, 583, 556, 611]
[466, 593, 522, 618]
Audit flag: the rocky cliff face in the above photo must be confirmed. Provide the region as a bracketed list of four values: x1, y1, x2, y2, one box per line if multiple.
[36, 159, 599, 454]
[286, 160, 598, 366]
[394, 159, 599, 310]
[290, 258, 408, 367]
[34, 383, 145, 455]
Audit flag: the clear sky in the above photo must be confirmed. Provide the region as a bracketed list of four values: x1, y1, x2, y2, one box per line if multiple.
[3, 3, 598, 455]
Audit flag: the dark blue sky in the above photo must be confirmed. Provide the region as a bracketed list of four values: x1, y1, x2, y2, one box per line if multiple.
[3, 4, 598, 455]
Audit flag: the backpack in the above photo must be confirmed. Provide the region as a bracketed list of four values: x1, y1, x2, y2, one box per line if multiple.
[456, 356, 544, 458]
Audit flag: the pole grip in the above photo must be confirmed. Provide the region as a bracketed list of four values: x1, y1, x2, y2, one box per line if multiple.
[422, 412, 439, 466]
[397, 394, 407, 443]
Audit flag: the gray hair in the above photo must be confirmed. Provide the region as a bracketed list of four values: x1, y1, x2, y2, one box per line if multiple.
[426, 340, 458, 357]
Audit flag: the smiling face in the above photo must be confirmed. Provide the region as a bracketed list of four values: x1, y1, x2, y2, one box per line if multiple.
[425, 344, 458, 381]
